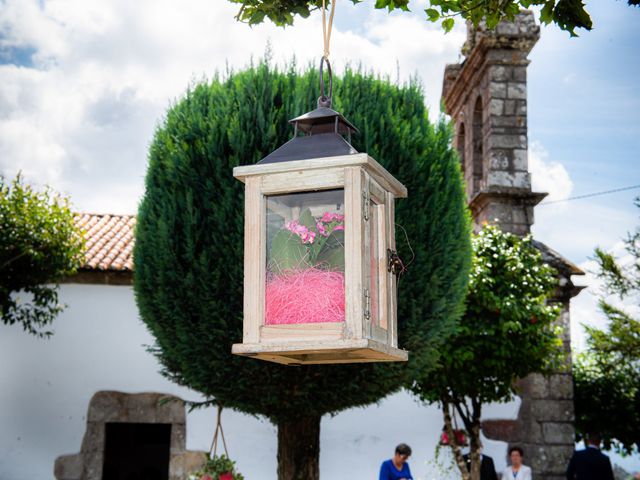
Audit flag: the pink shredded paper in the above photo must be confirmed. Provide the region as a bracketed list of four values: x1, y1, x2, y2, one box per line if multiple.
[265, 269, 345, 325]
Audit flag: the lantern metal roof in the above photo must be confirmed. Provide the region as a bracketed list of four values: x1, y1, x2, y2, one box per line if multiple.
[259, 57, 359, 165]
[258, 106, 359, 164]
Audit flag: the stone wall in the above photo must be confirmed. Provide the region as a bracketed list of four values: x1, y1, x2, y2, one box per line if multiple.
[54, 391, 206, 480]
[441, 11, 583, 479]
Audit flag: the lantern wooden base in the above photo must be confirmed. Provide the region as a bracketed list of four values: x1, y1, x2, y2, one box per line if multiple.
[232, 339, 408, 366]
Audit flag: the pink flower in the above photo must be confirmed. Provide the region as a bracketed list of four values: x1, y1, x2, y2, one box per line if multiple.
[321, 212, 344, 223]
[333, 225, 344, 232]
[301, 230, 316, 244]
[219, 474, 233, 480]
[316, 221, 329, 237]
[285, 220, 315, 244]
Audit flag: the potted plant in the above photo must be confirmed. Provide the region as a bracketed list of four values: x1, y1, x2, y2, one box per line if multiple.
[189, 454, 244, 480]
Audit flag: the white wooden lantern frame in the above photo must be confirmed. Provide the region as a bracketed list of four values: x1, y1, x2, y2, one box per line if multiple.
[232, 153, 408, 365]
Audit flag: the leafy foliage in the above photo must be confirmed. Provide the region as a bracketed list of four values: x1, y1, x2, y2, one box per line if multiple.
[574, 197, 640, 454]
[0, 174, 84, 337]
[228, 0, 639, 36]
[134, 60, 471, 425]
[409, 225, 563, 479]
[191, 454, 245, 480]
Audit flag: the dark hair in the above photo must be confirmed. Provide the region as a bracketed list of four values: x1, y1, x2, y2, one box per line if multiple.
[586, 433, 602, 446]
[396, 443, 412, 456]
[509, 446, 524, 457]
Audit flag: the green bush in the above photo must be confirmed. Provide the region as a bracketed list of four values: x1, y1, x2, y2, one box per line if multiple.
[134, 61, 471, 477]
[0, 174, 84, 337]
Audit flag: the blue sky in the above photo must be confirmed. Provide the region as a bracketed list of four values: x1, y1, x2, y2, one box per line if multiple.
[0, 0, 639, 471]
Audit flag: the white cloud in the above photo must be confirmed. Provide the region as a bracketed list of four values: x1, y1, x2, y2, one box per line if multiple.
[0, 0, 465, 213]
[529, 140, 573, 203]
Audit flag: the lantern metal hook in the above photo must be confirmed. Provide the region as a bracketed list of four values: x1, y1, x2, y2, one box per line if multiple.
[318, 56, 333, 109]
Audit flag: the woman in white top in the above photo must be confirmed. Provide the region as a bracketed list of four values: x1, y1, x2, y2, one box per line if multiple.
[502, 446, 532, 480]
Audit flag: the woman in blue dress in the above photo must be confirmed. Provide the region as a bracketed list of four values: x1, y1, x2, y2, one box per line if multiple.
[379, 443, 413, 480]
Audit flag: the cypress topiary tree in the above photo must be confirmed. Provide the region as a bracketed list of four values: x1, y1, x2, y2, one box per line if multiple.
[134, 61, 471, 480]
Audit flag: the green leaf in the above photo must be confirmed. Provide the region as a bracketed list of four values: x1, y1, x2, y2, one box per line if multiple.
[298, 207, 316, 231]
[442, 17, 454, 33]
[540, 1, 555, 25]
[316, 230, 345, 271]
[249, 10, 266, 25]
[268, 230, 309, 273]
[425, 8, 440, 22]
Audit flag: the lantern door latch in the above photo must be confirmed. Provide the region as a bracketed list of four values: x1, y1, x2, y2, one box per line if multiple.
[364, 288, 371, 321]
[362, 191, 370, 221]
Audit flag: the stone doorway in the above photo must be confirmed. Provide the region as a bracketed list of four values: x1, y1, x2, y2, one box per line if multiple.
[54, 391, 205, 480]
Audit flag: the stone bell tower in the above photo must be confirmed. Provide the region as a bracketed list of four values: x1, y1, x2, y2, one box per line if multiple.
[442, 12, 545, 235]
[441, 12, 584, 480]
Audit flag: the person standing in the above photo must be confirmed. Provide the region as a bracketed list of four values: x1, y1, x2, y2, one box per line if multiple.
[379, 443, 413, 480]
[502, 446, 532, 480]
[463, 452, 498, 480]
[566, 433, 615, 480]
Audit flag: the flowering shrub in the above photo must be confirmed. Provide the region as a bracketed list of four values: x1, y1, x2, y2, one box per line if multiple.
[189, 454, 244, 480]
[439, 429, 468, 447]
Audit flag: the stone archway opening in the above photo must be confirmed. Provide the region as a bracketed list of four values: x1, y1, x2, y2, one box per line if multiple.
[54, 391, 205, 480]
[102, 422, 172, 480]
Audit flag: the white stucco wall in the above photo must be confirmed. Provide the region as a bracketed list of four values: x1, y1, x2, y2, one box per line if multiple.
[0, 284, 516, 480]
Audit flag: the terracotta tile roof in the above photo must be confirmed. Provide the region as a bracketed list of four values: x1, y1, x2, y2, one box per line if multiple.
[74, 213, 136, 272]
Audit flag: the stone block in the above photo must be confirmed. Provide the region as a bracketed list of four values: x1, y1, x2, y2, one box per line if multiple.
[80, 422, 105, 453]
[489, 99, 504, 116]
[516, 100, 527, 115]
[513, 66, 527, 82]
[521, 374, 549, 399]
[490, 81, 507, 99]
[513, 149, 528, 170]
[490, 150, 511, 170]
[504, 100, 516, 115]
[487, 171, 531, 189]
[489, 134, 527, 149]
[497, 21, 520, 36]
[491, 115, 526, 129]
[54, 454, 83, 480]
[170, 451, 207, 480]
[82, 451, 103, 480]
[171, 422, 187, 453]
[490, 65, 509, 81]
[511, 205, 534, 224]
[534, 445, 575, 475]
[507, 82, 527, 99]
[87, 391, 125, 422]
[482, 419, 519, 442]
[478, 203, 513, 225]
[549, 374, 574, 399]
[530, 399, 574, 422]
[543, 422, 574, 444]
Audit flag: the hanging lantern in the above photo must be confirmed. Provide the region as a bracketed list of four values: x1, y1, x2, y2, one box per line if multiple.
[232, 59, 408, 365]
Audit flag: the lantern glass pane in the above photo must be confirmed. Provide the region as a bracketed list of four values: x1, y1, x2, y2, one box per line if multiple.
[264, 189, 345, 325]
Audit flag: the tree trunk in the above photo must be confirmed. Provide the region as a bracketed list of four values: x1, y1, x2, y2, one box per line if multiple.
[469, 421, 482, 480]
[277, 415, 320, 480]
[443, 401, 470, 480]
[469, 399, 483, 480]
